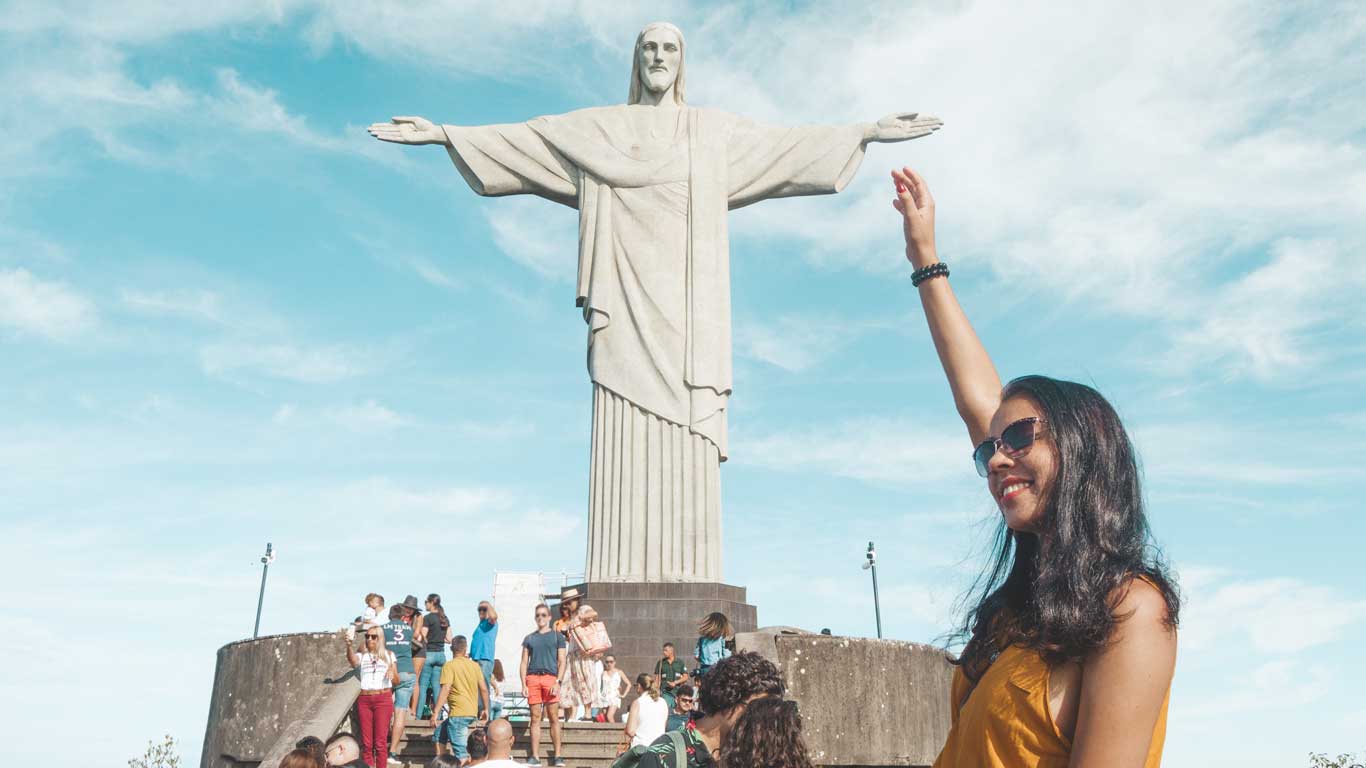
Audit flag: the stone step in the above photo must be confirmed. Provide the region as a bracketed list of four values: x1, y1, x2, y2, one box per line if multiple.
[395, 720, 625, 767]
[403, 724, 624, 742]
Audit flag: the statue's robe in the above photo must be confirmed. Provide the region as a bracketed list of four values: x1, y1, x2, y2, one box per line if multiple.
[443, 105, 866, 582]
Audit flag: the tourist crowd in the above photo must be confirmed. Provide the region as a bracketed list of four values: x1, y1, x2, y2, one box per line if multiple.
[269, 165, 1183, 768]
[278, 586, 805, 768]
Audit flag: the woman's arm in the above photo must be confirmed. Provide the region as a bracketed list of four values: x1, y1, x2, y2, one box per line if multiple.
[388, 653, 400, 686]
[1069, 580, 1178, 767]
[892, 167, 1002, 444]
[624, 699, 640, 739]
[345, 637, 359, 668]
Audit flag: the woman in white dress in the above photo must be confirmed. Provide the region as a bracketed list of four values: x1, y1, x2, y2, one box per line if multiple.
[598, 654, 630, 722]
[624, 673, 670, 749]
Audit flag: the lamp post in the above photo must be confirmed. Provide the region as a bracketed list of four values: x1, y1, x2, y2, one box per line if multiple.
[862, 541, 883, 639]
[253, 542, 275, 639]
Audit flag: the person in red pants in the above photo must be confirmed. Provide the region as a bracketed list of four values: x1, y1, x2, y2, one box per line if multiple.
[346, 626, 399, 767]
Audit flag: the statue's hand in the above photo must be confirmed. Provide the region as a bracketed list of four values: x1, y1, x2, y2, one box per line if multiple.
[366, 116, 447, 146]
[869, 112, 943, 143]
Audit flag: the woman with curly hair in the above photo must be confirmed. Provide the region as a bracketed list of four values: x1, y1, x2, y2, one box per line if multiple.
[890, 166, 1180, 768]
[719, 696, 812, 768]
[639, 651, 785, 768]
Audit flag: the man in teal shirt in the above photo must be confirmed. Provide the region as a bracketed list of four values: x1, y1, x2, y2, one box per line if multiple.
[382, 605, 418, 767]
[470, 600, 499, 691]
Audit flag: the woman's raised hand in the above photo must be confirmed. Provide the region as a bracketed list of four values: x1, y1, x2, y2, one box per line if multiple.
[891, 166, 937, 269]
[367, 116, 447, 145]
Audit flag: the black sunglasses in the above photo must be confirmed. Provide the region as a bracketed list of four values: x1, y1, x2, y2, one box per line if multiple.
[972, 417, 1046, 477]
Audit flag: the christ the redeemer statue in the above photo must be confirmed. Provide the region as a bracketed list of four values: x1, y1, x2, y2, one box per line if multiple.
[369, 22, 941, 584]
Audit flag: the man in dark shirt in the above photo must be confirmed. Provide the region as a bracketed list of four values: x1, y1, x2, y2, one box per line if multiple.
[638, 652, 784, 768]
[520, 603, 568, 767]
[665, 684, 695, 732]
[654, 642, 690, 707]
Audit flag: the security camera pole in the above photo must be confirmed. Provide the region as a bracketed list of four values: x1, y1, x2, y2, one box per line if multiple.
[253, 542, 275, 639]
[863, 541, 883, 639]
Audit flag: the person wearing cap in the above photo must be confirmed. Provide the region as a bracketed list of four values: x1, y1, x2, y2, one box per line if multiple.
[564, 603, 607, 721]
[470, 599, 500, 693]
[553, 588, 584, 721]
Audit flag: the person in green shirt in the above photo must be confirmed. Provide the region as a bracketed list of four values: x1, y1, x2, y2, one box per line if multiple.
[654, 642, 690, 707]
[638, 651, 784, 768]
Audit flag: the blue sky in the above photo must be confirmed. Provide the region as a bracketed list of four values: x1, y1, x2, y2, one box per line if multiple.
[2, 1, 1364, 765]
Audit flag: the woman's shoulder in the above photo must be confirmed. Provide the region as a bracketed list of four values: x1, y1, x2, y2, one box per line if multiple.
[1095, 575, 1178, 662]
[1114, 575, 1175, 627]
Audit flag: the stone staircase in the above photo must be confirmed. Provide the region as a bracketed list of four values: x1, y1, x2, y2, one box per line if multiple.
[395, 720, 624, 767]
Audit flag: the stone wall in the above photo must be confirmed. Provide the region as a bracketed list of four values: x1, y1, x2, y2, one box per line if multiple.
[737, 629, 953, 768]
[574, 581, 756, 689]
[200, 631, 358, 768]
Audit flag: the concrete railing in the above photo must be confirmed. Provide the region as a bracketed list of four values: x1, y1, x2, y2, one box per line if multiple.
[200, 631, 359, 768]
[737, 627, 953, 767]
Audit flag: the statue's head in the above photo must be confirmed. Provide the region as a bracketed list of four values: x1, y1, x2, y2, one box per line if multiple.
[628, 22, 686, 105]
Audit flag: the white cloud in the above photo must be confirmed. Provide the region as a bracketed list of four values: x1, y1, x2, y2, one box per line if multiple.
[483, 197, 580, 282]
[1182, 658, 1334, 718]
[199, 341, 366, 382]
[691, 2, 1366, 380]
[352, 233, 463, 290]
[733, 416, 968, 487]
[1171, 238, 1366, 379]
[734, 313, 891, 372]
[326, 399, 410, 431]
[1132, 419, 1359, 489]
[478, 508, 580, 547]
[1181, 574, 1366, 655]
[121, 288, 227, 325]
[0, 267, 96, 339]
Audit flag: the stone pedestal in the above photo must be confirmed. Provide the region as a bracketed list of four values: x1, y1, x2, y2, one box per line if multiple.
[570, 581, 757, 682]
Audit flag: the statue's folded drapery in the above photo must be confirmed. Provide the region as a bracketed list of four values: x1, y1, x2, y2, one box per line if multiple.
[443, 106, 866, 582]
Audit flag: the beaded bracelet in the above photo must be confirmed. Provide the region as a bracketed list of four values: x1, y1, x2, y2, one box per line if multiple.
[911, 262, 950, 287]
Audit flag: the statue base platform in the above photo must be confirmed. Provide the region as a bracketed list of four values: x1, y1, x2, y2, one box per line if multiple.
[567, 581, 758, 682]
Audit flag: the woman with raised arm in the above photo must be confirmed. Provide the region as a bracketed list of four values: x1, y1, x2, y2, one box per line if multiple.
[891, 167, 1180, 768]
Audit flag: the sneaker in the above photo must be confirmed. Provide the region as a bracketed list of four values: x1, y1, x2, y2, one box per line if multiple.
[387, 755, 403, 767]
[525, 758, 542, 766]
[551, 758, 567, 767]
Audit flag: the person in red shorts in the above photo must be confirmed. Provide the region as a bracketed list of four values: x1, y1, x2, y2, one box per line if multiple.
[520, 603, 569, 766]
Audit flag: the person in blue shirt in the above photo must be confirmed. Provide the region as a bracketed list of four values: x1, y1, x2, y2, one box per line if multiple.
[470, 599, 500, 692]
[694, 612, 732, 685]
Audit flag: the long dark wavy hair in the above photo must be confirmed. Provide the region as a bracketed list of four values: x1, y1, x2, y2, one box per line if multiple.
[720, 696, 814, 768]
[951, 375, 1180, 684]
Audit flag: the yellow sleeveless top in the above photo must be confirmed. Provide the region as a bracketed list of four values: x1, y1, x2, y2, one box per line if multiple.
[932, 643, 1169, 767]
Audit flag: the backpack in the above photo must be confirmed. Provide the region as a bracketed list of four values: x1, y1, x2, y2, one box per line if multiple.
[611, 729, 688, 768]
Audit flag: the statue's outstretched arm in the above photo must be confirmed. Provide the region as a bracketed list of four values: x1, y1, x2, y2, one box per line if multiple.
[367, 116, 448, 146]
[864, 112, 943, 144]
